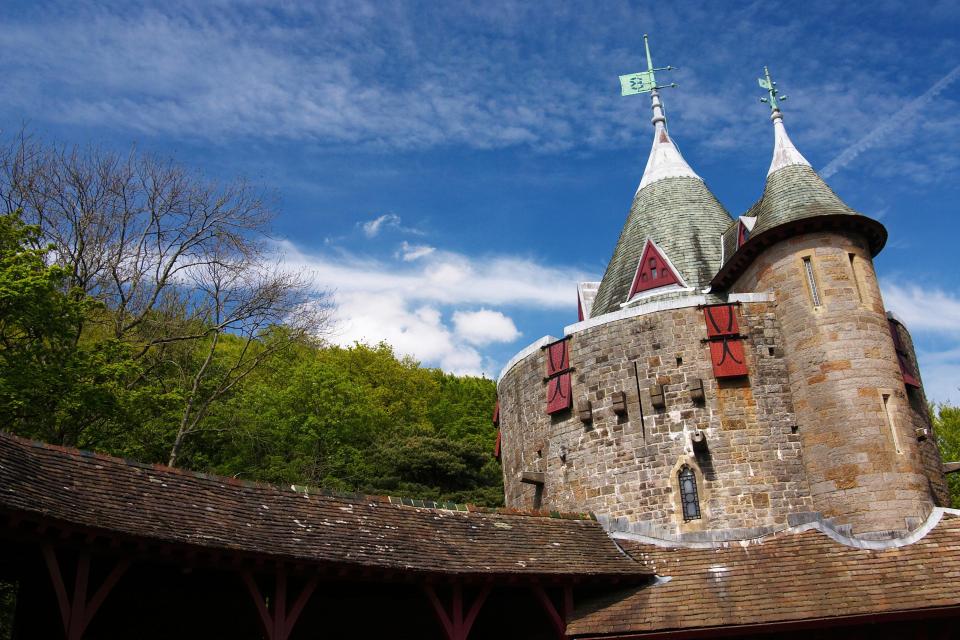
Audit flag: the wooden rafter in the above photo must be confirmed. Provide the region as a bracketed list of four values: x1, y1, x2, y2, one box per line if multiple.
[241, 568, 318, 640]
[41, 545, 129, 640]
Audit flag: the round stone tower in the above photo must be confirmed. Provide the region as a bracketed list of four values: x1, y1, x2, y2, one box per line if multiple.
[714, 106, 938, 534]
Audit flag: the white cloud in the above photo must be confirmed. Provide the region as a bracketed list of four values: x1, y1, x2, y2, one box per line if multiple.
[883, 282, 960, 405]
[361, 213, 400, 238]
[279, 240, 588, 375]
[452, 309, 521, 346]
[882, 284, 960, 334]
[398, 241, 435, 261]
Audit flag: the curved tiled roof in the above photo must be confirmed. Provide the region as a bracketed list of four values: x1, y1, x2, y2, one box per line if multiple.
[0, 431, 647, 580]
[713, 164, 887, 288]
[591, 176, 733, 317]
[568, 512, 960, 637]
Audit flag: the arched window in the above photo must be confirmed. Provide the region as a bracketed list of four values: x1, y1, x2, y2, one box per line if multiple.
[678, 466, 701, 521]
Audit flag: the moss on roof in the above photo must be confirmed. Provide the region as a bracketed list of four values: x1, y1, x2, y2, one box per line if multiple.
[748, 163, 861, 237]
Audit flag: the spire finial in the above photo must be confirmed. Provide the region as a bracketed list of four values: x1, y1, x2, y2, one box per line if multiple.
[619, 34, 678, 127]
[758, 65, 789, 120]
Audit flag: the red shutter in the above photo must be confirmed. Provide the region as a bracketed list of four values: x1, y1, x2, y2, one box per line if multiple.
[629, 241, 681, 297]
[737, 220, 750, 247]
[888, 319, 920, 388]
[492, 400, 500, 426]
[709, 338, 749, 378]
[703, 304, 739, 338]
[545, 339, 569, 377]
[546, 373, 572, 414]
[493, 430, 502, 461]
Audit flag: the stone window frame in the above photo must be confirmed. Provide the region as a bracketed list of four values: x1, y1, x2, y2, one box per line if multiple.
[799, 254, 823, 310]
[669, 456, 710, 531]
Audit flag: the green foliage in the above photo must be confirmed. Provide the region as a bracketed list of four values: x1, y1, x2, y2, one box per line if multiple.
[934, 403, 960, 507]
[0, 211, 137, 446]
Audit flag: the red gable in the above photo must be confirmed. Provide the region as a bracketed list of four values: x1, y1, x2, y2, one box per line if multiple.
[628, 240, 681, 298]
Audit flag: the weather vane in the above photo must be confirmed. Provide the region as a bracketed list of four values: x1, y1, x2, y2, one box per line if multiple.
[758, 66, 788, 113]
[618, 34, 677, 101]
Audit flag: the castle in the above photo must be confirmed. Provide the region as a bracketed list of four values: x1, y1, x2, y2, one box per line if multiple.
[2, 53, 960, 640]
[495, 58, 949, 543]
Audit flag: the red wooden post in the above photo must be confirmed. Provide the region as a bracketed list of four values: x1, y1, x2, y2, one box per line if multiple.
[532, 584, 566, 639]
[423, 583, 491, 640]
[41, 545, 129, 640]
[241, 569, 317, 640]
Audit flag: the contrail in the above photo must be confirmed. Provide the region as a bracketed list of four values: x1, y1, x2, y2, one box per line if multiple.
[820, 63, 960, 179]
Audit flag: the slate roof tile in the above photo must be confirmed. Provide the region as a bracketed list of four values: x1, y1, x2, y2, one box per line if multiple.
[0, 431, 647, 579]
[567, 515, 960, 637]
[591, 177, 733, 317]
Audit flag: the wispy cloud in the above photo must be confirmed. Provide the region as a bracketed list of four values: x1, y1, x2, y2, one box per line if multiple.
[361, 214, 401, 238]
[278, 240, 588, 375]
[883, 282, 960, 404]
[820, 64, 960, 179]
[398, 241, 435, 261]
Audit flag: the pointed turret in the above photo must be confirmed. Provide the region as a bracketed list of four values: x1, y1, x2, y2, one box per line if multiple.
[712, 68, 886, 289]
[591, 38, 733, 317]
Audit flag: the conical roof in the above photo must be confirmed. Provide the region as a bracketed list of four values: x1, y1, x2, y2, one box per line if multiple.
[712, 110, 886, 288]
[591, 93, 733, 317]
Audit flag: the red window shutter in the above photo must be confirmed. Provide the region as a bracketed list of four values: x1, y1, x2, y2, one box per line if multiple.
[545, 340, 569, 377]
[737, 220, 750, 247]
[703, 304, 739, 338]
[493, 430, 502, 460]
[897, 352, 921, 388]
[629, 241, 681, 297]
[888, 320, 920, 388]
[492, 400, 500, 426]
[546, 372, 572, 414]
[888, 320, 905, 351]
[709, 338, 749, 378]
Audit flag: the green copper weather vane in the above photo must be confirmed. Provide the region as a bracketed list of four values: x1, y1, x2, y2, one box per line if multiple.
[619, 34, 677, 98]
[758, 66, 788, 113]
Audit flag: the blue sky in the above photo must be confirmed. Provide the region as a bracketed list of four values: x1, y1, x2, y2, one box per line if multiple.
[3, 0, 960, 403]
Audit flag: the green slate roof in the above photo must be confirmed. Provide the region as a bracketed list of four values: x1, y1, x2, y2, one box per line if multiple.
[591, 176, 734, 317]
[713, 163, 886, 288]
[748, 163, 861, 236]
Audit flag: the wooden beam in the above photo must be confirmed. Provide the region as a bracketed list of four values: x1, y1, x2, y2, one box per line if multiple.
[424, 583, 491, 640]
[41, 545, 129, 640]
[521, 472, 545, 485]
[532, 585, 566, 640]
[241, 569, 317, 640]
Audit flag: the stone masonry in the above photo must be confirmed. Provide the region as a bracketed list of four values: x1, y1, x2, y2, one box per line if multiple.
[733, 230, 935, 534]
[498, 299, 814, 538]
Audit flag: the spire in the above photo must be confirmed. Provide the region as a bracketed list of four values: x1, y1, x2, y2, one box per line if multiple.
[759, 66, 810, 175]
[619, 35, 699, 192]
[592, 39, 733, 317]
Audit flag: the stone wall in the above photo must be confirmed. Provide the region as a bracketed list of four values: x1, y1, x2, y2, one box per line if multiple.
[891, 319, 950, 507]
[498, 298, 813, 537]
[732, 230, 935, 533]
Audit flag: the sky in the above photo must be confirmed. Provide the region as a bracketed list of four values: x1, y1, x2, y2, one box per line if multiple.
[3, 0, 959, 403]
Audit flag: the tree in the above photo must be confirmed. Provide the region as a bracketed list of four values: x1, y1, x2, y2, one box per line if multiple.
[934, 403, 960, 507]
[0, 210, 134, 445]
[0, 134, 331, 459]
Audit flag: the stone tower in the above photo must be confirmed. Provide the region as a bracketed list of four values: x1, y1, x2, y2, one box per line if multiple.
[713, 102, 948, 533]
[495, 61, 947, 541]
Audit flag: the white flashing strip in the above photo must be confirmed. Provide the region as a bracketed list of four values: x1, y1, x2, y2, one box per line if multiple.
[567, 293, 707, 336]
[619, 286, 695, 308]
[637, 122, 701, 192]
[564, 291, 775, 337]
[498, 291, 775, 383]
[609, 507, 960, 551]
[768, 114, 811, 176]
[496, 335, 557, 384]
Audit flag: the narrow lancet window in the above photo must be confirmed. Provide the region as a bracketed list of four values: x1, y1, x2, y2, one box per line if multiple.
[803, 256, 821, 307]
[849, 253, 864, 303]
[678, 466, 701, 521]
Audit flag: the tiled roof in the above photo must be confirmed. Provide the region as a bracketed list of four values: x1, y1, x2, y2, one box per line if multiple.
[0, 431, 647, 579]
[711, 164, 886, 289]
[567, 513, 960, 637]
[591, 176, 733, 317]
